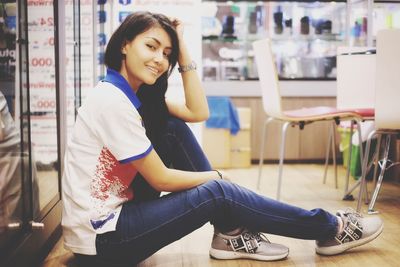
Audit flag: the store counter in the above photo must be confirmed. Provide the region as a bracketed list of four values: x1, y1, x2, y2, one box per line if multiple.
[203, 80, 336, 97]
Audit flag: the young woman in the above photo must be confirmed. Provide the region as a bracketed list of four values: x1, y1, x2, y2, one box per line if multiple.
[62, 12, 383, 267]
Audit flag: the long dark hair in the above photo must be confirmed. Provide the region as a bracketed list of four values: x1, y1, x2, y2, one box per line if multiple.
[105, 11, 179, 143]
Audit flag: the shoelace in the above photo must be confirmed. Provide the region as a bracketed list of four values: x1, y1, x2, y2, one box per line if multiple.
[342, 208, 363, 219]
[246, 231, 271, 244]
[341, 208, 364, 231]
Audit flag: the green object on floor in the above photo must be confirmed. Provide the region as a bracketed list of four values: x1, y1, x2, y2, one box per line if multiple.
[339, 128, 351, 168]
[350, 145, 362, 179]
[342, 144, 362, 179]
[339, 128, 362, 179]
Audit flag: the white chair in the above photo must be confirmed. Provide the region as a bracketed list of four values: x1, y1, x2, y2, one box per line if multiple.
[357, 29, 400, 213]
[326, 46, 376, 201]
[253, 38, 365, 200]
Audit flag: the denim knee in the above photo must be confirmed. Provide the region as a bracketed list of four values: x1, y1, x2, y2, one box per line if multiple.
[196, 179, 244, 212]
[201, 179, 230, 195]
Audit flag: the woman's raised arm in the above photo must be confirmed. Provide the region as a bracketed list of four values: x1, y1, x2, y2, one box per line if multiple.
[166, 19, 209, 123]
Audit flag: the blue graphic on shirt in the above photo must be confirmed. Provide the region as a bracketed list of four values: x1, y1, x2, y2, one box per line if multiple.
[90, 212, 116, 230]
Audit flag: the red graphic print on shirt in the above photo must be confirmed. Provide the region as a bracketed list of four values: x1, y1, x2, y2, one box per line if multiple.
[91, 147, 136, 204]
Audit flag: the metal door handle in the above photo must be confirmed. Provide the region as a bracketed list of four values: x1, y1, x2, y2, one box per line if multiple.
[30, 221, 45, 230]
[7, 222, 22, 229]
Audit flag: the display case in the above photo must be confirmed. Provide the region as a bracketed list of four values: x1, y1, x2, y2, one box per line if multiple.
[348, 0, 400, 47]
[201, 0, 347, 81]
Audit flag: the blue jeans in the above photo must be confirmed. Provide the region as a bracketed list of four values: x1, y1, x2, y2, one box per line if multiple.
[75, 117, 338, 267]
[129, 117, 212, 201]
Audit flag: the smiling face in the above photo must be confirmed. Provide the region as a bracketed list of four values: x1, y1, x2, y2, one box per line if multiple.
[120, 26, 172, 91]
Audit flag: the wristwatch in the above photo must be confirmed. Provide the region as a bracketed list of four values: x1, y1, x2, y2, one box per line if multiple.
[178, 61, 197, 73]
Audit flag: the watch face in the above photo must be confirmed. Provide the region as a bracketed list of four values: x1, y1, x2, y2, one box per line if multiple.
[179, 61, 197, 72]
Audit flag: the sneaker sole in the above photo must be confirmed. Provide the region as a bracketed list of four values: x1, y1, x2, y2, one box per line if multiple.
[209, 248, 289, 261]
[316, 223, 384, 256]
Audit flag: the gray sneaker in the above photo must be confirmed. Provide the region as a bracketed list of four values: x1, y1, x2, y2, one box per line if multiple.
[316, 209, 383, 256]
[209, 229, 289, 261]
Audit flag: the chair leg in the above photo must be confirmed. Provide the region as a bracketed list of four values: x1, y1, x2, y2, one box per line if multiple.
[355, 120, 369, 205]
[356, 130, 377, 212]
[372, 135, 382, 187]
[343, 120, 369, 202]
[257, 117, 274, 189]
[343, 120, 355, 199]
[332, 122, 338, 188]
[323, 122, 334, 184]
[368, 134, 391, 214]
[277, 121, 291, 201]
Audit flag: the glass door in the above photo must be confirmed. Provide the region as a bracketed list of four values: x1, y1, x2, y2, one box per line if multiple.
[1, 0, 64, 265]
[0, 0, 23, 257]
[27, 0, 61, 220]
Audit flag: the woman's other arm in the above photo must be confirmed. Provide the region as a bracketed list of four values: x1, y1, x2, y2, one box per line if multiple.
[131, 149, 218, 192]
[165, 19, 209, 123]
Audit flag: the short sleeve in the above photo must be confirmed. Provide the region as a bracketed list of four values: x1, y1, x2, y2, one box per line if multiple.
[95, 100, 152, 163]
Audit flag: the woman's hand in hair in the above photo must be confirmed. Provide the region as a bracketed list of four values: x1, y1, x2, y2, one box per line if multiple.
[170, 18, 184, 41]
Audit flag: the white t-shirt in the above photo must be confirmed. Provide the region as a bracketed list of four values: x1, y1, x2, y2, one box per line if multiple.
[62, 69, 153, 255]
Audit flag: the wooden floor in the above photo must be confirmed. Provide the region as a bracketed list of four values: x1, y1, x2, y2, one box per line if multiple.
[41, 164, 400, 267]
